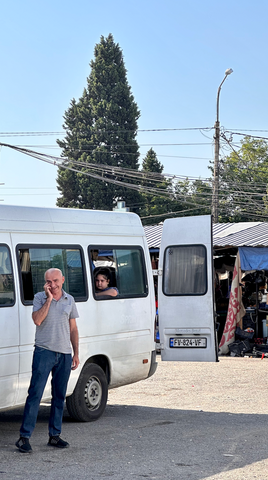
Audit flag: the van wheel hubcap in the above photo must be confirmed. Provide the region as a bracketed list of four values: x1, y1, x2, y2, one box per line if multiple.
[84, 376, 102, 410]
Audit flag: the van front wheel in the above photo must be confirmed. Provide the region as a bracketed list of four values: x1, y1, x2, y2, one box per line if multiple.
[66, 363, 108, 422]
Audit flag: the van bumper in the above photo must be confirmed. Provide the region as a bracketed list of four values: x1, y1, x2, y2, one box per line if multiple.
[148, 350, 158, 378]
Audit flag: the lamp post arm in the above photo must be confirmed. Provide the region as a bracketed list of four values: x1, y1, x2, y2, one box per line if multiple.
[216, 74, 227, 123]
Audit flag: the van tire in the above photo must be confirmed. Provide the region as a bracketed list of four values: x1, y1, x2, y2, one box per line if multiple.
[66, 363, 108, 422]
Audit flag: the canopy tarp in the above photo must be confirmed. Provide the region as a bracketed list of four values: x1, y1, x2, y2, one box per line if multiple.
[239, 247, 268, 271]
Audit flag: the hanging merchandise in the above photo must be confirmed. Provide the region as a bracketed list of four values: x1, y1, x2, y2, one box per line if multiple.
[219, 252, 245, 355]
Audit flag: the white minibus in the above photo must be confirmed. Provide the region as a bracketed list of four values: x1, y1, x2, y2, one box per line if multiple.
[0, 205, 217, 421]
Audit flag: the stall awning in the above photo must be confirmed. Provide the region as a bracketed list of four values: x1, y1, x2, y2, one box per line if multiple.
[239, 247, 268, 271]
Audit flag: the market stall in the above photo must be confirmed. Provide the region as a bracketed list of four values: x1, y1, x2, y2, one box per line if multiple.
[218, 247, 268, 356]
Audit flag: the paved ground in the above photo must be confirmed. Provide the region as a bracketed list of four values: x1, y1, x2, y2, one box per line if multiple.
[1, 356, 268, 479]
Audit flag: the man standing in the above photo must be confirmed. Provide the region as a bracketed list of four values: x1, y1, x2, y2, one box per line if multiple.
[16, 268, 79, 453]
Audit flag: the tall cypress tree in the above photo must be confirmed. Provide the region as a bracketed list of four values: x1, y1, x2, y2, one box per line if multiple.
[57, 34, 141, 211]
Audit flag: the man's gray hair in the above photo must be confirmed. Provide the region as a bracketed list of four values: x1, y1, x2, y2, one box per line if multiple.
[44, 268, 63, 280]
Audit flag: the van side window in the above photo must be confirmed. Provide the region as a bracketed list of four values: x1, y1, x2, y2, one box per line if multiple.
[89, 247, 148, 299]
[0, 245, 15, 306]
[17, 246, 87, 304]
[163, 245, 207, 296]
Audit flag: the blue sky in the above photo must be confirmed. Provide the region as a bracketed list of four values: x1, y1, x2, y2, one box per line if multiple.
[1, 0, 268, 207]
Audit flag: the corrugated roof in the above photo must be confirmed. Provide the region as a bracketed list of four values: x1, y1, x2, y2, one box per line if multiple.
[143, 224, 163, 249]
[144, 221, 268, 249]
[213, 222, 268, 247]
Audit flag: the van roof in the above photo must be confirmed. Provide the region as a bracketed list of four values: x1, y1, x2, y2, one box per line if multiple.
[0, 204, 144, 237]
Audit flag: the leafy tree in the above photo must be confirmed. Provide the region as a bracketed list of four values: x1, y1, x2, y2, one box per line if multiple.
[159, 136, 268, 223]
[138, 149, 213, 225]
[173, 178, 212, 217]
[140, 148, 175, 225]
[218, 136, 268, 222]
[57, 34, 142, 212]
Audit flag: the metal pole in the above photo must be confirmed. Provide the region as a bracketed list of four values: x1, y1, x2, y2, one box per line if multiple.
[212, 69, 233, 223]
[213, 117, 220, 223]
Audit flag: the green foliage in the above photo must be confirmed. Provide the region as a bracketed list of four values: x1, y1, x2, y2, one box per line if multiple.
[168, 136, 268, 223]
[56, 34, 142, 212]
[141, 148, 164, 175]
[143, 136, 268, 224]
[140, 149, 175, 225]
[139, 149, 212, 225]
[218, 136, 268, 222]
[174, 178, 212, 217]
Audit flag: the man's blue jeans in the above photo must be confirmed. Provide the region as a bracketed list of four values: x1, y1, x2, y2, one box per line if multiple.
[20, 346, 72, 438]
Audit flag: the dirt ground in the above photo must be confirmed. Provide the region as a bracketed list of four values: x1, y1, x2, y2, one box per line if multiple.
[109, 355, 268, 415]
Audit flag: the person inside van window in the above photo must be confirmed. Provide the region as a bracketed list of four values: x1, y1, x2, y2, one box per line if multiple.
[94, 268, 118, 297]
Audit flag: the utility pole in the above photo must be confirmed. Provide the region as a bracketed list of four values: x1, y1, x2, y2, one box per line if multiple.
[212, 68, 233, 223]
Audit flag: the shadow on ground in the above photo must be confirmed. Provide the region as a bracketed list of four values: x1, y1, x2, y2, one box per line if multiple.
[0, 403, 266, 480]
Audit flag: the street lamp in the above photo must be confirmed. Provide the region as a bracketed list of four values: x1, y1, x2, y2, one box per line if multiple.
[212, 68, 233, 223]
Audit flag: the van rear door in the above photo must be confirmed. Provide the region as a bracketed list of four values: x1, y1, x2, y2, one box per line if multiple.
[158, 215, 217, 362]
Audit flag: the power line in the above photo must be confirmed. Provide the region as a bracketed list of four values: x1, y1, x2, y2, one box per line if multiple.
[1, 145, 214, 160]
[1, 141, 268, 220]
[224, 130, 268, 141]
[1, 193, 57, 196]
[225, 128, 268, 133]
[1, 141, 268, 195]
[1, 144, 214, 161]
[0, 132, 64, 137]
[141, 206, 204, 220]
[0, 127, 214, 137]
[1, 128, 268, 142]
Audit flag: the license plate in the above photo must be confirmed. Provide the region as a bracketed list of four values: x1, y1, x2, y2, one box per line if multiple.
[170, 337, 207, 348]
